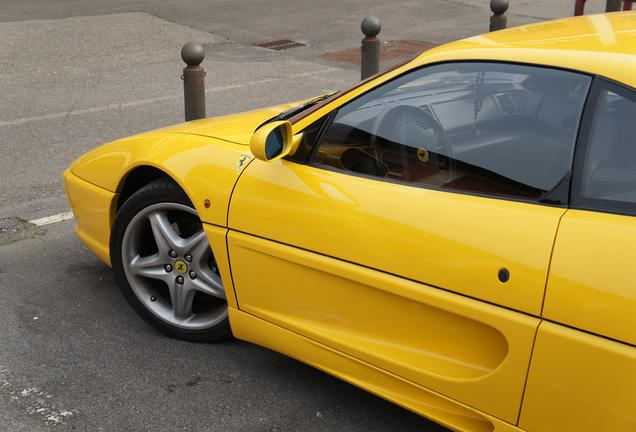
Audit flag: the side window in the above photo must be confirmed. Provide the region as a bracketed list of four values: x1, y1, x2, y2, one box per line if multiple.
[312, 62, 591, 202]
[574, 81, 636, 213]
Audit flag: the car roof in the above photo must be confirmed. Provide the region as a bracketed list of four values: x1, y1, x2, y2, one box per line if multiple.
[413, 11, 636, 88]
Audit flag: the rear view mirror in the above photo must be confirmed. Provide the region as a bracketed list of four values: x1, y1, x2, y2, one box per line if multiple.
[250, 121, 297, 162]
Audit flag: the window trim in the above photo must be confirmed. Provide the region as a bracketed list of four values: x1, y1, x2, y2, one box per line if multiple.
[571, 77, 636, 217]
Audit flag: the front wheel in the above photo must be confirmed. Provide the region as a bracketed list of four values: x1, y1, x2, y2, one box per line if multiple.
[110, 178, 231, 342]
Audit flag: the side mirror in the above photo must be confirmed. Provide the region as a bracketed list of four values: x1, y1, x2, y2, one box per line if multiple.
[250, 121, 301, 162]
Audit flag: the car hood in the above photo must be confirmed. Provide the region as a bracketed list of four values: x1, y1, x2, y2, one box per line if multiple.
[151, 101, 303, 145]
[67, 100, 307, 194]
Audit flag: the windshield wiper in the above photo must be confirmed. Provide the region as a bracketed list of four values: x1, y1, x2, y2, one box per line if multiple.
[270, 91, 340, 123]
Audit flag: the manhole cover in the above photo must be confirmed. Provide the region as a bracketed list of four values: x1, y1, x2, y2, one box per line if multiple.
[320, 40, 439, 64]
[254, 39, 307, 51]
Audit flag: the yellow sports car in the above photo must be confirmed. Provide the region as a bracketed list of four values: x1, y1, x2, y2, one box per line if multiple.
[64, 12, 636, 432]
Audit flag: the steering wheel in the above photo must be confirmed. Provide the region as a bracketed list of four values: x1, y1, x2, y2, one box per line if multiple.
[370, 104, 454, 184]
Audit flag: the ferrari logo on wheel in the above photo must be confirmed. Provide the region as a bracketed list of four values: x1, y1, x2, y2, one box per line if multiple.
[174, 260, 188, 274]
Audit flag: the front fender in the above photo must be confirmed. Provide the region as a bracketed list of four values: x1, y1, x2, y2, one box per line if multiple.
[69, 132, 253, 227]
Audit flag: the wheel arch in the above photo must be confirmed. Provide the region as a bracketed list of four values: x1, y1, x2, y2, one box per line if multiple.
[116, 165, 172, 212]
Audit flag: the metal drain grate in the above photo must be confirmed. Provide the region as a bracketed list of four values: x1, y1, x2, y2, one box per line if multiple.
[320, 40, 439, 64]
[254, 39, 307, 51]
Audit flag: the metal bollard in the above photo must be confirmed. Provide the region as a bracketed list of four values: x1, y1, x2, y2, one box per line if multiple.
[361, 16, 381, 81]
[606, 0, 623, 11]
[181, 42, 206, 122]
[574, 0, 587, 16]
[490, 0, 509, 32]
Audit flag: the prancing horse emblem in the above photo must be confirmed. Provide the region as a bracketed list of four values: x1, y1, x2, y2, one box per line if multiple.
[174, 260, 188, 274]
[235, 155, 252, 172]
[417, 148, 429, 163]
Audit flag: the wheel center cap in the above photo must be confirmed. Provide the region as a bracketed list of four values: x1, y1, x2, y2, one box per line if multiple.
[174, 260, 188, 274]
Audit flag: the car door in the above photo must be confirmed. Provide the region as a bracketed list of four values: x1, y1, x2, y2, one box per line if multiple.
[228, 62, 592, 423]
[520, 78, 636, 431]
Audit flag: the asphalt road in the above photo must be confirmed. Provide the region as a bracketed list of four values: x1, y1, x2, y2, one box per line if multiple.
[0, 220, 456, 431]
[0, 0, 611, 430]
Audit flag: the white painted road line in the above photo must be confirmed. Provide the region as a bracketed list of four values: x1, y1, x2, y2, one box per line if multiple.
[29, 212, 74, 227]
[0, 70, 336, 129]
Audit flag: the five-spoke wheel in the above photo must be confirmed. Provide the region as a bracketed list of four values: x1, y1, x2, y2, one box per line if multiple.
[110, 178, 231, 342]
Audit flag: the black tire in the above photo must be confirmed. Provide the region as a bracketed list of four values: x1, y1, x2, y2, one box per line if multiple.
[110, 177, 231, 342]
